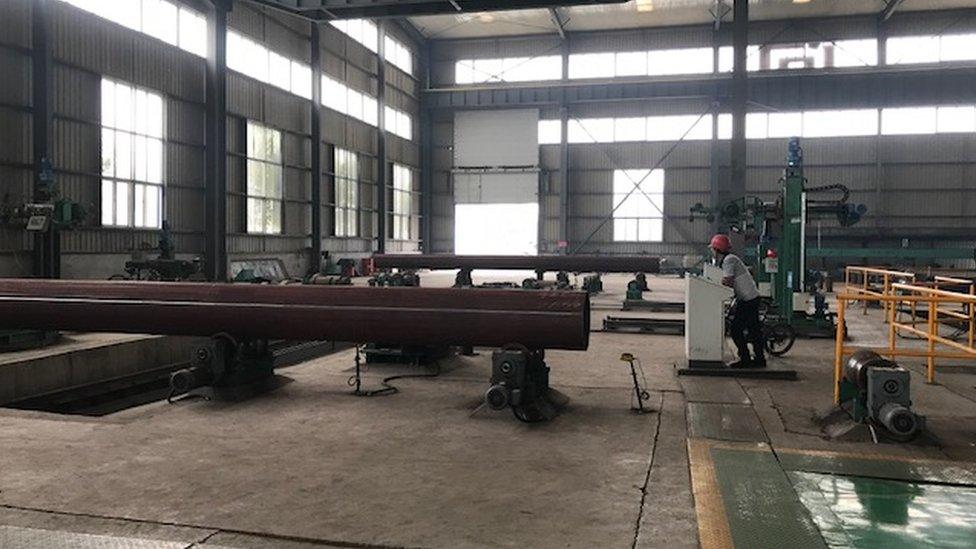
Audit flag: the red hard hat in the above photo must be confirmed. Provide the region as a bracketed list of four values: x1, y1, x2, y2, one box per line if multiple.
[710, 234, 732, 253]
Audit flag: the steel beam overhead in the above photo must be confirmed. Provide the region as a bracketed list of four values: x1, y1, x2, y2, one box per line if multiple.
[548, 7, 566, 40]
[423, 65, 976, 111]
[248, 0, 627, 20]
[879, 0, 907, 21]
[372, 254, 661, 273]
[0, 280, 590, 351]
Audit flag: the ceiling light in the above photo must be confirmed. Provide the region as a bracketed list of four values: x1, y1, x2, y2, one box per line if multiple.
[792, 0, 812, 3]
[478, 13, 495, 22]
[636, 0, 654, 12]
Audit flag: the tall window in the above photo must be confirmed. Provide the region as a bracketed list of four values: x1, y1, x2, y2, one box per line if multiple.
[392, 164, 412, 240]
[101, 78, 164, 228]
[246, 121, 283, 234]
[61, 0, 206, 57]
[612, 169, 664, 242]
[335, 148, 358, 237]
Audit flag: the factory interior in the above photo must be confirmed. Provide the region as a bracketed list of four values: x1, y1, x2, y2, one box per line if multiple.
[3, 0, 976, 547]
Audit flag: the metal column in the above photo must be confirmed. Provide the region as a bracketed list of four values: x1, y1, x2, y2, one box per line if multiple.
[204, 1, 230, 282]
[418, 36, 433, 253]
[557, 37, 570, 252]
[729, 0, 748, 203]
[375, 22, 388, 254]
[309, 23, 323, 275]
[31, 0, 58, 278]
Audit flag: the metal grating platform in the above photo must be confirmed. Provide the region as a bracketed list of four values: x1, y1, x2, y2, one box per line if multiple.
[687, 403, 767, 442]
[0, 526, 188, 549]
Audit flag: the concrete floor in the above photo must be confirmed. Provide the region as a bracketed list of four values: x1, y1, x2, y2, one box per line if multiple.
[1, 274, 975, 548]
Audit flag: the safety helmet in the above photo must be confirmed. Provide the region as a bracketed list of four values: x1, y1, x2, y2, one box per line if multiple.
[710, 234, 732, 253]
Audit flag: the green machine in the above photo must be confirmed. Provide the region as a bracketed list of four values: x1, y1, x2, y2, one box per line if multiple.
[691, 138, 866, 338]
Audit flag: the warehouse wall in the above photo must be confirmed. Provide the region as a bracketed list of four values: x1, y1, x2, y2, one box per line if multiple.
[0, 0, 422, 280]
[428, 10, 976, 268]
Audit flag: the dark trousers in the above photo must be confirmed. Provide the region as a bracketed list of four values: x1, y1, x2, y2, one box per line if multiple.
[730, 297, 765, 362]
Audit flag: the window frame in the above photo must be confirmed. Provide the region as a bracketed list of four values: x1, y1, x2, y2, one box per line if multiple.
[334, 147, 359, 238]
[100, 78, 166, 230]
[245, 121, 284, 235]
[612, 169, 665, 243]
[391, 163, 413, 241]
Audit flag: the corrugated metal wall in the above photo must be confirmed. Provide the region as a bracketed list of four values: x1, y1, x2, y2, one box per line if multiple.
[0, 0, 422, 279]
[429, 10, 976, 266]
[0, 0, 33, 276]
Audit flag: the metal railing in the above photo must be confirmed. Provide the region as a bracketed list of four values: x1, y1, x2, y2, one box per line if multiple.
[843, 266, 916, 319]
[833, 285, 976, 402]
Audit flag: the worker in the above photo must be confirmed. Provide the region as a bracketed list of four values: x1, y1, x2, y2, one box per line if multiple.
[710, 234, 766, 368]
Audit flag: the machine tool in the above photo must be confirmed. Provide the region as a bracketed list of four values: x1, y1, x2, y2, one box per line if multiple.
[113, 221, 203, 281]
[839, 349, 924, 441]
[484, 345, 565, 422]
[690, 138, 867, 339]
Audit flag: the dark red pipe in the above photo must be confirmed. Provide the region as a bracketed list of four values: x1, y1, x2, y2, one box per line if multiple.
[372, 254, 661, 273]
[0, 279, 589, 350]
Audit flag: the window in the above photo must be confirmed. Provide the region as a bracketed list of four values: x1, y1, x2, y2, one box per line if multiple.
[227, 31, 312, 99]
[455, 56, 561, 84]
[568, 118, 614, 143]
[245, 122, 283, 234]
[569, 53, 615, 79]
[647, 114, 712, 141]
[60, 0, 206, 57]
[613, 169, 664, 242]
[101, 79, 165, 229]
[385, 35, 413, 75]
[384, 106, 413, 140]
[614, 117, 646, 142]
[321, 75, 378, 126]
[538, 120, 562, 144]
[615, 51, 648, 77]
[887, 33, 976, 65]
[331, 19, 378, 53]
[802, 109, 877, 137]
[334, 148, 358, 237]
[392, 164, 413, 240]
[936, 106, 976, 133]
[647, 47, 713, 75]
[882, 107, 937, 135]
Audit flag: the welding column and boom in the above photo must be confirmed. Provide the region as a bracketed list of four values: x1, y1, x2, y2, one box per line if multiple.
[0, 280, 589, 350]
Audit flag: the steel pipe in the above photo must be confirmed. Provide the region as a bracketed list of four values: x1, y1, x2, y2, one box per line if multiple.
[0, 279, 589, 350]
[372, 254, 661, 273]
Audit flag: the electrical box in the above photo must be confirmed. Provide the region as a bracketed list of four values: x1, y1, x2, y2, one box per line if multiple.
[685, 274, 733, 367]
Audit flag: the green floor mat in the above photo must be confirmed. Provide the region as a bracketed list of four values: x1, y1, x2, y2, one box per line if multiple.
[790, 471, 976, 549]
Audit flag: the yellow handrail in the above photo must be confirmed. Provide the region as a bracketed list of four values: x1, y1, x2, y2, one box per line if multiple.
[833, 289, 976, 403]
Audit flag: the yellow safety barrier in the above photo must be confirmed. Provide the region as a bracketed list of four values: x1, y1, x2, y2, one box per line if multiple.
[833, 286, 976, 403]
[843, 266, 916, 319]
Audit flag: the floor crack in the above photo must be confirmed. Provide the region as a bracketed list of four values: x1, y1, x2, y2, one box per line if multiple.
[630, 391, 666, 549]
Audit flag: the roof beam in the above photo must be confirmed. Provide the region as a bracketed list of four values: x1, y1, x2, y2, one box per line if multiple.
[548, 7, 566, 40]
[245, 0, 627, 20]
[879, 0, 906, 22]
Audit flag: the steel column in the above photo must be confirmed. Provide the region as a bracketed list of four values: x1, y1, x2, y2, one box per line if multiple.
[310, 23, 323, 274]
[31, 0, 58, 278]
[204, 1, 230, 281]
[729, 0, 748, 204]
[376, 22, 388, 254]
[0, 280, 590, 350]
[419, 40, 433, 252]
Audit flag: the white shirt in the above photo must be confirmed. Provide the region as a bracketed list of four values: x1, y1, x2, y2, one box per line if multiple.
[721, 254, 760, 302]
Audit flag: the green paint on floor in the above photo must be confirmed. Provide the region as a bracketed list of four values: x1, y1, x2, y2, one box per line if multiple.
[711, 447, 827, 549]
[791, 471, 976, 549]
[779, 452, 976, 487]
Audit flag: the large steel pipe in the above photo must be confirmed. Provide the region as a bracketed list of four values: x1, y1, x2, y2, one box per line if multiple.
[372, 254, 661, 273]
[0, 279, 589, 350]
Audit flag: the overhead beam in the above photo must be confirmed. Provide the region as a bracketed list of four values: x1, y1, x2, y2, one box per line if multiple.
[245, 0, 627, 20]
[879, 0, 907, 22]
[372, 254, 661, 273]
[422, 64, 976, 112]
[548, 7, 566, 40]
